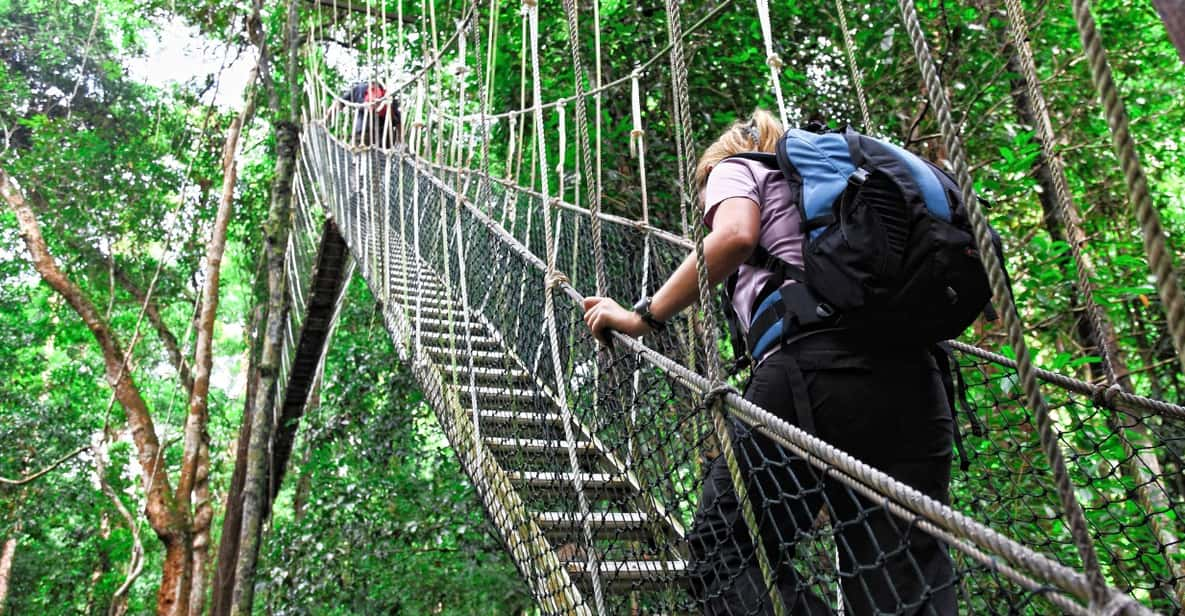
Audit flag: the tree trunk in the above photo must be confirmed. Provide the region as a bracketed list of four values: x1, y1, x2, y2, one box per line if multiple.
[188, 439, 213, 616]
[0, 525, 18, 615]
[229, 1, 301, 611]
[1152, 0, 1185, 64]
[210, 304, 264, 616]
[229, 117, 300, 616]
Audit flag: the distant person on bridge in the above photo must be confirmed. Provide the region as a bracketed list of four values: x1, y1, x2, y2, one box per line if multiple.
[325, 80, 401, 149]
[583, 109, 959, 615]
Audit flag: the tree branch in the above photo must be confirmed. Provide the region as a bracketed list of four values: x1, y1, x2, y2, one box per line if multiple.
[0, 445, 87, 486]
[72, 242, 195, 395]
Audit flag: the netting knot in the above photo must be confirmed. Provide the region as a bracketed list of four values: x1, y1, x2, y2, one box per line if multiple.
[1091, 383, 1122, 409]
[545, 270, 569, 289]
[766, 53, 784, 70]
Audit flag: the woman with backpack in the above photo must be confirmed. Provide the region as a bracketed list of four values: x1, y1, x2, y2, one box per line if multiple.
[582, 109, 957, 615]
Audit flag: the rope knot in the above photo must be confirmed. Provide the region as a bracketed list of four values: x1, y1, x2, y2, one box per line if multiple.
[766, 53, 784, 70]
[702, 382, 739, 410]
[545, 270, 570, 289]
[1091, 383, 1122, 408]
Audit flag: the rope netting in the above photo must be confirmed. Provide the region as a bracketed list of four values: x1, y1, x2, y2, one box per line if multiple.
[280, 0, 1185, 613]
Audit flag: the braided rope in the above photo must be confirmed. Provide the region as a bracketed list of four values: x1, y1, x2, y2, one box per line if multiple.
[895, 0, 1109, 607]
[526, 3, 607, 611]
[1003, 1, 1185, 603]
[1070, 0, 1185, 377]
[948, 340, 1185, 421]
[754, 0, 789, 126]
[380, 141, 1161, 614]
[834, 0, 872, 131]
[559, 0, 607, 296]
[1003, 0, 1125, 388]
[665, 3, 787, 614]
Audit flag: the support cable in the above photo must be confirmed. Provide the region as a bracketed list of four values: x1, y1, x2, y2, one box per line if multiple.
[559, 0, 607, 296]
[754, 0, 789, 127]
[1069, 0, 1185, 377]
[835, 0, 872, 131]
[895, 0, 1108, 607]
[665, 2, 787, 614]
[1002, 0, 1185, 603]
[526, 1, 607, 612]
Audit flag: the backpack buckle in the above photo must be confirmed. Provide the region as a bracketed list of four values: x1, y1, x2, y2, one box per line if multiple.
[848, 168, 869, 186]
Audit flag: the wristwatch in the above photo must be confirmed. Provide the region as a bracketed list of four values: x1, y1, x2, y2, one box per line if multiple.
[632, 296, 667, 332]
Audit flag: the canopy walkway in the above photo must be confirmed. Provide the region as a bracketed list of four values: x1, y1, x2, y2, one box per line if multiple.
[271, 1, 1185, 613]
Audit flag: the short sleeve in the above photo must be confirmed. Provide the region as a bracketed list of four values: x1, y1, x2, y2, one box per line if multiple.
[703, 159, 760, 229]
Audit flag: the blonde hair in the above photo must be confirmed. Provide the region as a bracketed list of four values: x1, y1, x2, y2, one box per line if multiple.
[694, 109, 784, 194]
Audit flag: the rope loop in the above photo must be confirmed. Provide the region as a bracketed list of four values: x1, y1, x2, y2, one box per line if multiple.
[545, 270, 570, 289]
[701, 382, 739, 411]
[1091, 383, 1123, 409]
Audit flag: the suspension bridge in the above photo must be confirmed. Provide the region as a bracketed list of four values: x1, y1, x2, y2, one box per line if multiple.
[269, 0, 1185, 613]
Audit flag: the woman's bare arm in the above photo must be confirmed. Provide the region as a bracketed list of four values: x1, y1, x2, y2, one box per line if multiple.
[583, 196, 760, 339]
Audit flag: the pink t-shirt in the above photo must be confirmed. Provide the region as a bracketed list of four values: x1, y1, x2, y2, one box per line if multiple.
[703, 157, 804, 332]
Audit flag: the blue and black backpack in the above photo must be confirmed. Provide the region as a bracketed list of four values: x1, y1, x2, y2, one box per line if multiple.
[722, 125, 998, 370]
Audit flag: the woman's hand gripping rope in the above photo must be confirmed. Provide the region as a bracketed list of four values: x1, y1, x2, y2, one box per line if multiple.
[583, 297, 650, 345]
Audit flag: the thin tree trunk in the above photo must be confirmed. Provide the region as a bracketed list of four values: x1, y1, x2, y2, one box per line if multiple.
[98, 432, 141, 616]
[84, 513, 112, 615]
[0, 524, 18, 615]
[177, 64, 260, 527]
[229, 118, 299, 616]
[177, 59, 260, 616]
[188, 439, 213, 616]
[210, 302, 264, 616]
[230, 1, 301, 612]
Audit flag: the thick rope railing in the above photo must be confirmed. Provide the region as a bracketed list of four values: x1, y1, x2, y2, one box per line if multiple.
[666, 2, 789, 614]
[895, 0, 1109, 607]
[1069, 0, 1185, 378]
[387, 146, 1155, 614]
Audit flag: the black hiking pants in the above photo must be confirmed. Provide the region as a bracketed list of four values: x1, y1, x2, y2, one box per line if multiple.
[687, 331, 957, 615]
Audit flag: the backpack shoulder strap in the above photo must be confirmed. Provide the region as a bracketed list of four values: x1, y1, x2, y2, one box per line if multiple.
[746, 244, 805, 282]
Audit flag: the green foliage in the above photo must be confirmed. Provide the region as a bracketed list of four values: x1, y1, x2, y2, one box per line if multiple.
[2, 0, 1184, 612]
